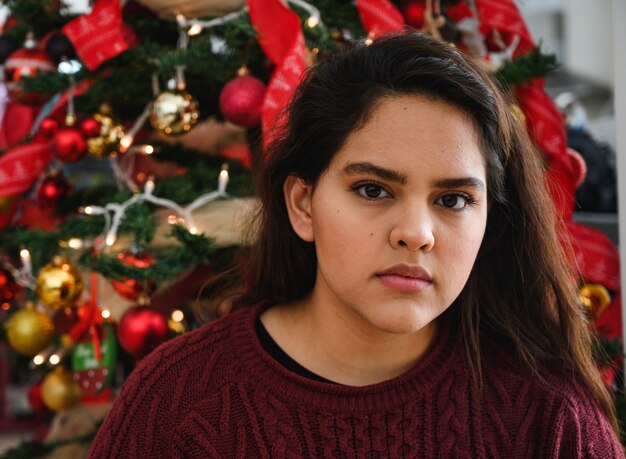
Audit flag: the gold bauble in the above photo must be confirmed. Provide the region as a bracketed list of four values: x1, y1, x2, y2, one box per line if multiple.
[149, 90, 199, 135]
[41, 367, 82, 411]
[6, 307, 55, 356]
[579, 282, 611, 321]
[87, 112, 125, 158]
[36, 256, 83, 310]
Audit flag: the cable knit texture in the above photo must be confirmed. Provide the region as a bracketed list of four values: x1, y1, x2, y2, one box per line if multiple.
[88, 305, 624, 458]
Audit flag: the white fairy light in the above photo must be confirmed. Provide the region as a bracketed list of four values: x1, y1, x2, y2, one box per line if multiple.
[16, 248, 35, 290]
[33, 355, 45, 365]
[101, 308, 111, 319]
[171, 309, 184, 322]
[68, 238, 83, 249]
[49, 354, 60, 365]
[179, 0, 322, 36]
[84, 166, 229, 249]
[306, 16, 319, 28]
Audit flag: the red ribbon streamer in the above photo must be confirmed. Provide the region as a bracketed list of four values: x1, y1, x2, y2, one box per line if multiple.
[63, 0, 129, 71]
[515, 82, 567, 160]
[248, 0, 307, 148]
[0, 103, 37, 150]
[0, 139, 54, 197]
[355, 0, 404, 38]
[474, 0, 534, 57]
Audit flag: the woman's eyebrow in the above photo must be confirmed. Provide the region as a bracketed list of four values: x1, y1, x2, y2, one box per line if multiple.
[341, 162, 407, 184]
[341, 162, 485, 191]
[431, 177, 485, 191]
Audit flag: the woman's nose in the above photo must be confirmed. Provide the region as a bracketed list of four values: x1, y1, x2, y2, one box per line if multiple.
[388, 204, 435, 252]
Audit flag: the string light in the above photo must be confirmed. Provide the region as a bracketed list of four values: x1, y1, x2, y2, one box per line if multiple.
[144, 145, 154, 155]
[178, 0, 322, 37]
[101, 308, 111, 319]
[306, 16, 319, 28]
[84, 166, 230, 249]
[49, 354, 60, 365]
[16, 248, 35, 290]
[68, 238, 83, 249]
[188, 24, 202, 36]
[33, 355, 45, 365]
[171, 310, 184, 322]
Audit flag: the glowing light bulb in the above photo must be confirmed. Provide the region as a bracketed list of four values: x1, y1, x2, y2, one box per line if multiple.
[101, 309, 111, 319]
[144, 145, 154, 155]
[84, 206, 94, 215]
[189, 226, 198, 235]
[167, 215, 178, 224]
[105, 236, 115, 247]
[68, 238, 83, 249]
[33, 355, 45, 365]
[49, 354, 60, 365]
[306, 16, 319, 28]
[171, 309, 184, 322]
[120, 135, 133, 151]
[188, 24, 202, 36]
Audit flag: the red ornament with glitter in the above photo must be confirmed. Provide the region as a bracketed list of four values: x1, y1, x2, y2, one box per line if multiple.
[37, 171, 72, 209]
[111, 250, 157, 301]
[39, 117, 60, 138]
[54, 127, 87, 163]
[117, 305, 169, 358]
[4, 33, 55, 105]
[219, 73, 266, 128]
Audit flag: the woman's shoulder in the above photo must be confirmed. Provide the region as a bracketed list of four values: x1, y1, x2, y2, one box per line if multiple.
[479, 336, 624, 458]
[87, 306, 258, 458]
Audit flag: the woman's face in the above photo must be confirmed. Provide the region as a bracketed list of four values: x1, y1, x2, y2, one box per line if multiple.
[286, 94, 488, 336]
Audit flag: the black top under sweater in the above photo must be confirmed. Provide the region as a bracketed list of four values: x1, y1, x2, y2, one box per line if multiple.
[254, 315, 338, 384]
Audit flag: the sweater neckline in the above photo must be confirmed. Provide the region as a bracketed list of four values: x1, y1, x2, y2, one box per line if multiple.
[231, 303, 461, 413]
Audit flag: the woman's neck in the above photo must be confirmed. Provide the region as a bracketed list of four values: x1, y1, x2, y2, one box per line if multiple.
[260, 293, 438, 386]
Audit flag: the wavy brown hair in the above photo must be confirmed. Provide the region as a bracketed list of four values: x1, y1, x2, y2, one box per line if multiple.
[204, 32, 617, 431]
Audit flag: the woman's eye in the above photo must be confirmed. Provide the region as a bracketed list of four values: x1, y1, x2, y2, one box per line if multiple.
[354, 183, 391, 199]
[436, 193, 472, 210]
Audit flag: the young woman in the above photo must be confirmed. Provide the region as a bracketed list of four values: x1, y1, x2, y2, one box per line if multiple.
[89, 32, 623, 458]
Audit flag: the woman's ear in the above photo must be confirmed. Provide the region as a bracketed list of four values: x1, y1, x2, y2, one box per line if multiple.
[284, 175, 314, 242]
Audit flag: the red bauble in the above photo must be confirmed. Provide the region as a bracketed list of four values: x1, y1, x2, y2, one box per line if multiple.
[111, 250, 157, 301]
[80, 117, 102, 138]
[0, 267, 21, 309]
[219, 75, 266, 128]
[54, 128, 87, 163]
[4, 43, 55, 105]
[117, 305, 169, 357]
[37, 172, 72, 209]
[39, 117, 60, 138]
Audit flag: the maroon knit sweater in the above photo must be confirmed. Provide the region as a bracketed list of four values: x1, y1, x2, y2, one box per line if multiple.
[88, 305, 624, 458]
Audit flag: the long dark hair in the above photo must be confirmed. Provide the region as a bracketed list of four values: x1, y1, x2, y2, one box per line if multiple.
[206, 32, 617, 430]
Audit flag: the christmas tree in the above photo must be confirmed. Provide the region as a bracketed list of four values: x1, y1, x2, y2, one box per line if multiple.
[0, 0, 622, 455]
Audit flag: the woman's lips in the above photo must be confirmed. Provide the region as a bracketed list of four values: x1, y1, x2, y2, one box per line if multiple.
[375, 264, 433, 293]
[376, 274, 432, 292]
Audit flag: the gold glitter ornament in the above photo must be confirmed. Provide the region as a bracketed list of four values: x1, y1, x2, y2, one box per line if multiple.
[579, 282, 611, 321]
[41, 367, 82, 411]
[36, 256, 83, 310]
[149, 90, 199, 135]
[6, 306, 55, 356]
[84, 108, 125, 158]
